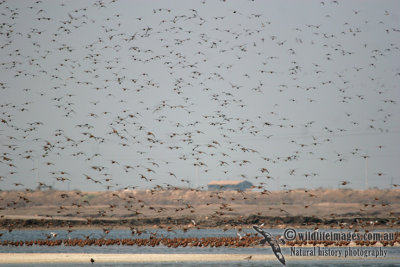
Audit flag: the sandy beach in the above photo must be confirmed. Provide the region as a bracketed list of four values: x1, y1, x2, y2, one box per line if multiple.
[0, 253, 399, 264]
[0, 253, 280, 264]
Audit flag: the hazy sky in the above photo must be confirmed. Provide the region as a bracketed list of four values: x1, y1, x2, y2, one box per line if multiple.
[0, 0, 399, 191]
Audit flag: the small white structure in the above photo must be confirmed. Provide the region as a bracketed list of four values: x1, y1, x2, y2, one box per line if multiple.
[207, 180, 253, 191]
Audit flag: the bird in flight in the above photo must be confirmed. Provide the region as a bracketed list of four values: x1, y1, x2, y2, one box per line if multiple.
[253, 225, 286, 265]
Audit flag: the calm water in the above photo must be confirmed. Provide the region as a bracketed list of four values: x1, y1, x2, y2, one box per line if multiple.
[0, 261, 400, 267]
[0, 229, 399, 266]
[1, 228, 259, 242]
[2, 228, 399, 242]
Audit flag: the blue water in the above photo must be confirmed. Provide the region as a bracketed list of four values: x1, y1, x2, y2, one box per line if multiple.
[0, 228, 258, 241]
[0, 229, 399, 266]
[1, 261, 400, 267]
[2, 228, 398, 242]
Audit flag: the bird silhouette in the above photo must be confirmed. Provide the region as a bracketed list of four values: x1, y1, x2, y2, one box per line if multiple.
[253, 225, 286, 265]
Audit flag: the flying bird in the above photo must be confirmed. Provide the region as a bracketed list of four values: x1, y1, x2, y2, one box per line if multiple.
[253, 225, 286, 265]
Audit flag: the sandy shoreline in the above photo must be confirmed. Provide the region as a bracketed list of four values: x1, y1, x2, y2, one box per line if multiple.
[1, 215, 399, 230]
[1, 189, 399, 231]
[0, 253, 399, 264]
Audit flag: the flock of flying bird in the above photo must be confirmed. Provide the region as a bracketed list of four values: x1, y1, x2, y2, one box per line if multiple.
[0, 0, 399, 223]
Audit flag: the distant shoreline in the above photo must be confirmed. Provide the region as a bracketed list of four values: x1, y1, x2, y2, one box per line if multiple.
[1, 189, 399, 231]
[1, 215, 399, 230]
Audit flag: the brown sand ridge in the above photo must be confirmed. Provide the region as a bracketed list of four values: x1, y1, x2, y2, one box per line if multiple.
[0, 188, 399, 230]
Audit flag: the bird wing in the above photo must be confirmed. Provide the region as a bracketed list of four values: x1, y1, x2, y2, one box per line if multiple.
[253, 225, 272, 239]
[253, 225, 286, 265]
[252, 225, 267, 236]
[270, 239, 286, 265]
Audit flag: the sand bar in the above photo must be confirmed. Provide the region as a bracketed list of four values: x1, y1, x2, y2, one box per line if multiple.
[0, 253, 399, 264]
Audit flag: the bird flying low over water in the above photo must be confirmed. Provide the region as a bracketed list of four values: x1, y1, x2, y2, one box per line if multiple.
[253, 225, 286, 265]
